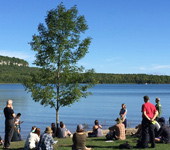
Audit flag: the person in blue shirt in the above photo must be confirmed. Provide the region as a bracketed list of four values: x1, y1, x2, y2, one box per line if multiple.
[119, 103, 127, 128]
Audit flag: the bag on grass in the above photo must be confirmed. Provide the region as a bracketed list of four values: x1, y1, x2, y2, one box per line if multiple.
[119, 143, 133, 149]
[136, 139, 143, 148]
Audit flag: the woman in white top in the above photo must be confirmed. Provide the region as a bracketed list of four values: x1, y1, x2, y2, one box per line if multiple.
[24, 128, 41, 150]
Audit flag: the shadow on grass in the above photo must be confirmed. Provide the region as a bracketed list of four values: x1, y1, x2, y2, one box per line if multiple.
[57, 144, 72, 148]
[90, 138, 107, 141]
[90, 145, 119, 149]
[11, 148, 24, 150]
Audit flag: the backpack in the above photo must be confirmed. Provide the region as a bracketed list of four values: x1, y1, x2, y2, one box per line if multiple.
[136, 139, 143, 148]
[119, 143, 133, 149]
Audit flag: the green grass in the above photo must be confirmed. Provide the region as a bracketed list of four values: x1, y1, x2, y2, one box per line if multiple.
[0, 135, 170, 150]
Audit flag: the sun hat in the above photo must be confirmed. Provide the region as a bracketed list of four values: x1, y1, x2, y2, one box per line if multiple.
[115, 117, 122, 123]
[45, 126, 53, 134]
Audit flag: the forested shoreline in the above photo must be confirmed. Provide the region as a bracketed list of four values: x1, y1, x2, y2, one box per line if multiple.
[1, 65, 170, 84]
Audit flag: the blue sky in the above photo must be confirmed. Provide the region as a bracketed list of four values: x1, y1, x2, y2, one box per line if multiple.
[1, 0, 170, 75]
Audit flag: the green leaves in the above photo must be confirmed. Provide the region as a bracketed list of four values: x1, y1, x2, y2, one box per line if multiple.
[24, 3, 95, 125]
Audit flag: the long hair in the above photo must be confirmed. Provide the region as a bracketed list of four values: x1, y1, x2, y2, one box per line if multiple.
[94, 120, 99, 125]
[122, 103, 126, 109]
[60, 121, 64, 128]
[35, 128, 41, 137]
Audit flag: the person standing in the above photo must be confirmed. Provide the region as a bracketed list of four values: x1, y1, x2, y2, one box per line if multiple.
[141, 95, 158, 148]
[4, 99, 16, 148]
[155, 97, 162, 121]
[119, 103, 127, 128]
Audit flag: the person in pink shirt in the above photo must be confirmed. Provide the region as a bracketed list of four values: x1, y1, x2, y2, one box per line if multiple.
[141, 95, 158, 148]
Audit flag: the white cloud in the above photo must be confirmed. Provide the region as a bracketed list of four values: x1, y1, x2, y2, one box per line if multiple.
[138, 65, 170, 71]
[139, 67, 146, 70]
[151, 65, 170, 69]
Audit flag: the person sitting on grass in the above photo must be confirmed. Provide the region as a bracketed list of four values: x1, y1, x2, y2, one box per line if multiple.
[58, 121, 72, 138]
[31, 126, 36, 133]
[72, 124, 91, 150]
[0, 136, 3, 145]
[88, 120, 103, 137]
[24, 127, 41, 150]
[131, 123, 142, 138]
[108, 117, 126, 140]
[155, 117, 170, 144]
[38, 126, 57, 150]
[51, 123, 57, 138]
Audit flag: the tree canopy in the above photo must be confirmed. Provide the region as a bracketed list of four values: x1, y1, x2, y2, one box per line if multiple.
[23, 3, 96, 127]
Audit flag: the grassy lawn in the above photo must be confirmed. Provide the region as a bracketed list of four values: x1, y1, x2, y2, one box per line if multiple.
[0, 135, 169, 150]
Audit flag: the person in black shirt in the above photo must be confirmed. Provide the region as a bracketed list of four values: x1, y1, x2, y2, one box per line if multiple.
[155, 117, 170, 144]
[51, 123, 57, 138]
[4, 99, 16, 148]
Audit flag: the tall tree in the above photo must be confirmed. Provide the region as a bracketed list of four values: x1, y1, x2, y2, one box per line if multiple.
[23, 3, 95, 127]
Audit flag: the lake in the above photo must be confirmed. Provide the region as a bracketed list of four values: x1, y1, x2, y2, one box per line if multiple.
[0, 84, 170, 140]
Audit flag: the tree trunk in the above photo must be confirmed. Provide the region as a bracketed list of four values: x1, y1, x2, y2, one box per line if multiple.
[56, 107, 59, 129]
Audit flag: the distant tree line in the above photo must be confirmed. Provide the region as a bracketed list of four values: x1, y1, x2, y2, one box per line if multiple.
[1, 65, 170, 84]
[0, 55, 29, 66]
[84, 73, 170, 84]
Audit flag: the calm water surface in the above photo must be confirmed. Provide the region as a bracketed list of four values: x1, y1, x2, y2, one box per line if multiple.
[0, 84, 170, 139]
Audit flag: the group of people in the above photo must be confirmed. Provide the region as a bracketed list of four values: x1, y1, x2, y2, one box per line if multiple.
[103, 103, 127, 141]
[128, 96, 170, 148]
[104, 95, 170, 149]
[2, 99, 88, 149]
[2, 100, 58, 149]
[137, 96, 170, 148]
[24, 122, 92, 150]
[24, 126, 57, 150]
[2, 95, 170, 149]
[107, 95, 170, 149]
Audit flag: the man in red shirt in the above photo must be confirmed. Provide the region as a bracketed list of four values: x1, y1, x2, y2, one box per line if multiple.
[141, 95, 158, 148]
